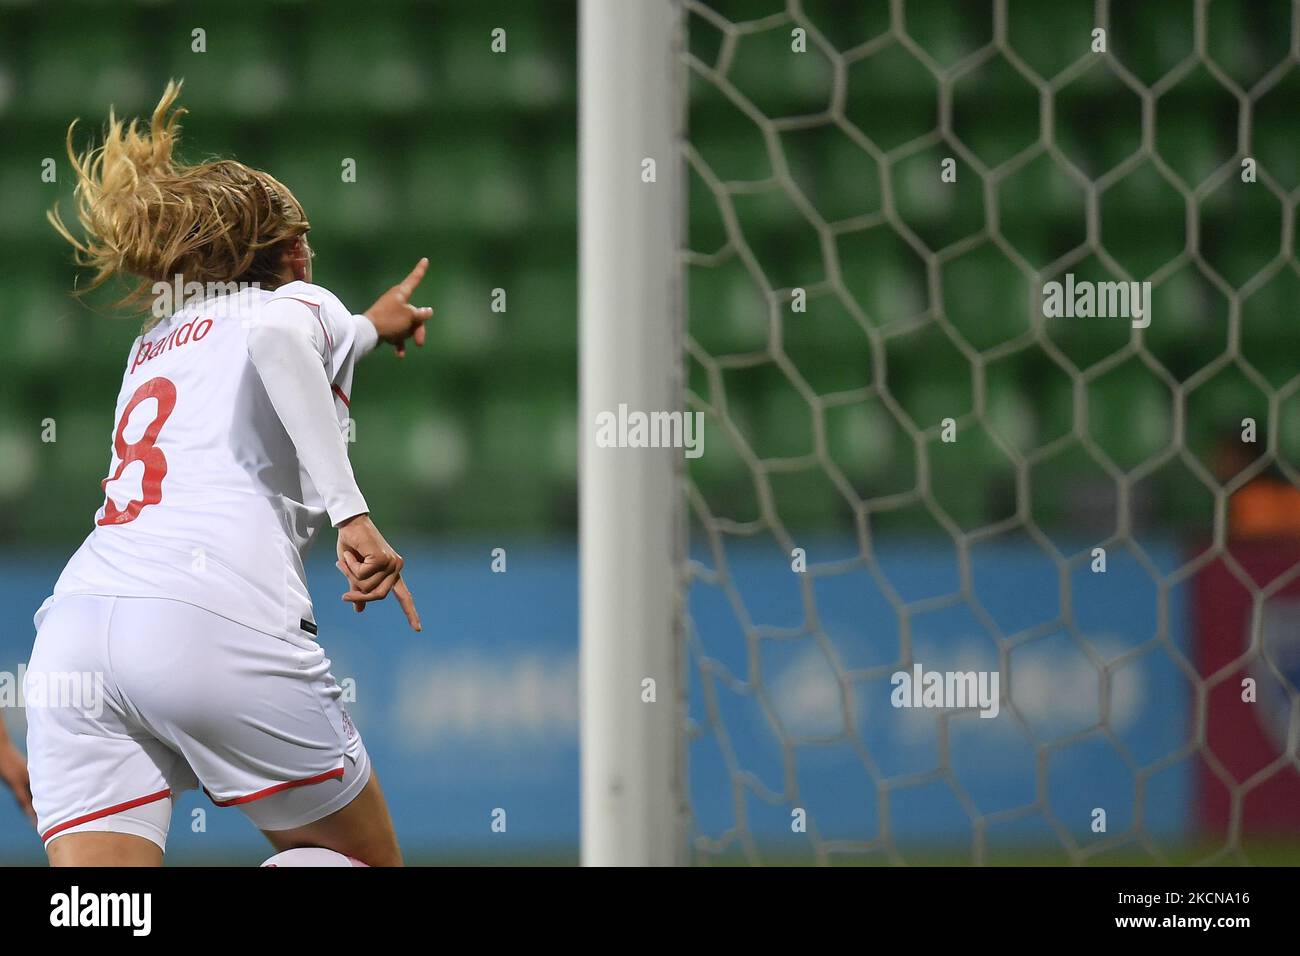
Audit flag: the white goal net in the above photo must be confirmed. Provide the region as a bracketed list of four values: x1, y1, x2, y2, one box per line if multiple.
[674, 0, 1300, 866]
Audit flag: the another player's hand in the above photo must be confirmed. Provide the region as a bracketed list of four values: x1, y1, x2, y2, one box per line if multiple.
[363, 257, 434, 358]
[0, 740, 35, 827]
[335, 513, 421, 631]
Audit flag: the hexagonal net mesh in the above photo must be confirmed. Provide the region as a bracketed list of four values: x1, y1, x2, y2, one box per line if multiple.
[680, 0, 1300, 864]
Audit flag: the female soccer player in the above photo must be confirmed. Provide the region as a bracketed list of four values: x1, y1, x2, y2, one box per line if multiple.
[26, 81, 429, 866]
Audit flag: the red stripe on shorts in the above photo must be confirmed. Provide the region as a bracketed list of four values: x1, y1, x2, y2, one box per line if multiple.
[42, 788, 172, 842]
[207, 767, 346, 808]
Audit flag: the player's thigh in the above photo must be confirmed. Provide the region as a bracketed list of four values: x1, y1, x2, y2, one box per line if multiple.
[44, 791, 177, 867]
[108, 597, 379, 844]
[261, 772, 402, 867]
[27, 595, 190, 864]
[47, 831, 163, 867]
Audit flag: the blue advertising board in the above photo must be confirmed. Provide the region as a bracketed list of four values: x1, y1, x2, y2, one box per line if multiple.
[0, 537, 1191, 863]
[685, 537, 1193, 859]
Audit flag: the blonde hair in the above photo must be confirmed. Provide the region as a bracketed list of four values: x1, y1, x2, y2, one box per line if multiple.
[49, 80, 310, 317]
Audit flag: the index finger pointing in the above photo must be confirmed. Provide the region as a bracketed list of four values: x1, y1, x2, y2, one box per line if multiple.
[394, 578, 422, 632]
[397, 257, 429, 300]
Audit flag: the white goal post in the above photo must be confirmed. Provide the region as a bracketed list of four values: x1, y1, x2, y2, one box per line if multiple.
[581, 0, 1300, 869]
[579, 0, 687, 866]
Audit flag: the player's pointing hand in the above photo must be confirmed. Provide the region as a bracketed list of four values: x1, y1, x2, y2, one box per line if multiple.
[363, 257, 434, 358]
[335, 513, 422, 631]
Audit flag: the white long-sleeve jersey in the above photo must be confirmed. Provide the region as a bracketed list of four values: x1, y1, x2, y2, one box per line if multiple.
[36, 281, 379, 644]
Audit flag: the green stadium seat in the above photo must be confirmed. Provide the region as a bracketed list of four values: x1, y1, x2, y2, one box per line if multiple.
[1088, 361, 1174, 472]
[303, 14, 429, 114]
[1005, 0, 1096, 81]
[28, 22, 149, 118]
[689, 260, 769, 357]
[727, 22, 835, 119]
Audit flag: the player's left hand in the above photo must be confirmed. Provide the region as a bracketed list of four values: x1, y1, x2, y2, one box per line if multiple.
[363, 257, 434, 358]
[334, 514, 422, 631]
[0, 741, 35, 827]
[336, 559, 422, 632]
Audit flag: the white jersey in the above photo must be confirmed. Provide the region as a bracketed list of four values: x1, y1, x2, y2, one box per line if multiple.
[38, 281, 373, 644]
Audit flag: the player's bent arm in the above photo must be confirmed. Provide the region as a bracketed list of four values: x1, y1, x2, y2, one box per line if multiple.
[247, 302, 420, 629]
[247, 300, 369, 525]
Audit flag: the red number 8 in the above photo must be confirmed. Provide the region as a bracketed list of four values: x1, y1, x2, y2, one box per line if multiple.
[98, 376, 178, 526]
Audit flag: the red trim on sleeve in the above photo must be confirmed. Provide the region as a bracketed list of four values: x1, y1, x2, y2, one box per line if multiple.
[207, 767, 346, 808]
[42, 788, 172, 842]
[280, 296, 334, 352]
[331, 384, 350, 408]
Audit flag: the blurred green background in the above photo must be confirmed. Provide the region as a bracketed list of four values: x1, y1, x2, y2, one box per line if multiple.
[0, 0, 578, 547]
[1, 0, 1297, 548]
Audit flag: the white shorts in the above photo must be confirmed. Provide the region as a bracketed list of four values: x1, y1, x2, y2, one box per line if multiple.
[25, 593, 370, 852]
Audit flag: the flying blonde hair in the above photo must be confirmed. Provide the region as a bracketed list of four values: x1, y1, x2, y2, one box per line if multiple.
[48, 79, 310, 319]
